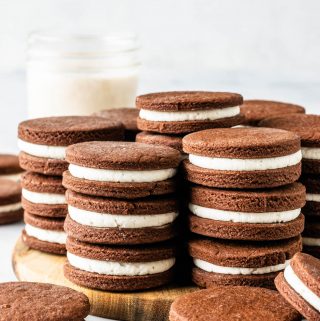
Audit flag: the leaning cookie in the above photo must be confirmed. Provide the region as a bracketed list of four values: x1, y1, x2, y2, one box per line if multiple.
[64, 190, 178, 244]
[189, 236, 302, 289]
[63, 141, 180, 199]
[259, 114, 320, 174]
[64, 237, 176, 291]
[183, 127, 302, 189]
[136, 91, 244, 134]
[18, 116, 124, 175]
[275, 252, 320, 321]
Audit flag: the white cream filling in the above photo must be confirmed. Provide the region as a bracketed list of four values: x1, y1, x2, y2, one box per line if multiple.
[194, 258, 290, 275]
[67, 252, 175, 276]
[189, 203, 300, 224]
[68, 164, 177, 183]
[302, 147, 320, 160]
[68, 205, 178, 228]
[18, 139, 66, 159]
[0, 172, 22, 182]
[189, 150, 302, 171]
[22, 188, 66, 205]
[139, 106, 240, 122]
[284, 264, 320, 312]
[303, 237, 320, 247]
[25, 224, 66, 244]
[0, 202, 22, 213]
[306, 193, 320, 202]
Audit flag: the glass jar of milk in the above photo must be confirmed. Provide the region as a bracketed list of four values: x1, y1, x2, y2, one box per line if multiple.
[27, 31, 140, 118]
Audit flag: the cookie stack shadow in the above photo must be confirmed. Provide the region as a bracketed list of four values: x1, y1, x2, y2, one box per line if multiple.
[182, 127, 305, 289]
[17, 116, 124, 255]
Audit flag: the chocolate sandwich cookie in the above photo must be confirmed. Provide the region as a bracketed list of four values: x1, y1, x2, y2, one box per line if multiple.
[95, 107, 139, 141]
[275, 253, 320, 321]
[18, 116, 124, 175]
[64, 237, 176, 291]
[136, 91, 244, 134]
[189, 236, 302, 289]
[0, 179, 23, 224]
[22, 212, 66, 255]
[63, 141, 180, 199]
[21, 172, 67, 218]
[303, 219, 320, 259]
[300, 174, 320, 218]
[183, 127, 302, 189]
[0, 154, 23, 182]
[260, 114, 320, 174]
[241, 100, 305, 126]
[64, 190, 178, 244]
[188, 183, 305, 241]
[0, 282, 90, 321]
[169, 286, 301, 321]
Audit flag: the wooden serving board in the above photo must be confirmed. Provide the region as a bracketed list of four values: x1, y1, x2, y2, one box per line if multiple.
[12, 237, 196, 321]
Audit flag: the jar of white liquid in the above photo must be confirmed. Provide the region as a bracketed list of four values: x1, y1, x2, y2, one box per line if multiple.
[27, 31, 140, 118]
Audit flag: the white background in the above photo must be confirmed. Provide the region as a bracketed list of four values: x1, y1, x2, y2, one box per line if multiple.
[0, 1, 319, 320]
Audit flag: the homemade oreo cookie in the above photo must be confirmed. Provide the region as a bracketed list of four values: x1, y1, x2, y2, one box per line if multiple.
[136, 91, 244, 134]
[0, 154, 23, 182]
[64, 237, 176, 291]
[183, 127, 302, 189]
[300, 175, 320, 218]
[275, 253, 320, 321]
[64, 190, 178, 244]
[188, 183, 305, 241]
[95, 107, 139, 141]
[18, 116, 124, 175]
[259, 114, 320, 174]
[21, 172, 67, 218]
[22, 212, 66, 255]
[63, 141, 180, 198]
[189, 236, 302, 289]
[0, 179, 23, 224]
[241, 100, 305, 126]
[169, 286, 301, 321]
[0, 282, 90, 321]
[303, 219, 320, 258]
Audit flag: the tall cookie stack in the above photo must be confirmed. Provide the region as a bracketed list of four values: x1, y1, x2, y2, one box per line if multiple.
[260, 114, 320, 259]
[62, 141, 181, 291]
[17, 116, 124, 255]
[182, 127, 305, 289]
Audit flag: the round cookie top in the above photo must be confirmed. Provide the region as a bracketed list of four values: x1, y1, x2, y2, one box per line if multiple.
[136, 91, 243, 111]
[259, 114, 320, 147]
[190, 182, 306, 212]
[189, 236, 302, 268]
[66, 141, 181, 170]
[183, 127, 300, 158]
[66, 189, 177, 215]
[0, 154, 22, 175]
[169, 286, 301, 321]
[241, 100, 305, 125]
[21, 172, 65, 194]
[67, 237, 175, 262]
[0, 179, 21, 205]
[95, 108, 139, 131]
[0, 282, 90, 321]
[136, 132, 183, 153]
[18, 116, 124, 146]
[290, 253, 320, 297]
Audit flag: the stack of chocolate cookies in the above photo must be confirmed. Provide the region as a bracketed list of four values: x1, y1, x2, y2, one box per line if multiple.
[17, 116, 124, 255]
[182, 127, 305, 289]
[62, 141, 181, 291]
[260, 114, 320, 259]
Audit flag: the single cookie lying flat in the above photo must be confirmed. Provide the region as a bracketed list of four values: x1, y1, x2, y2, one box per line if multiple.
[136, 91, 244, 134]
[0, 154, 23, 182]
[0, 282, 90, 321]
[275, 252, 320, 321]
[18, 116, 124, 175]
[182, 127, 302, 189]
